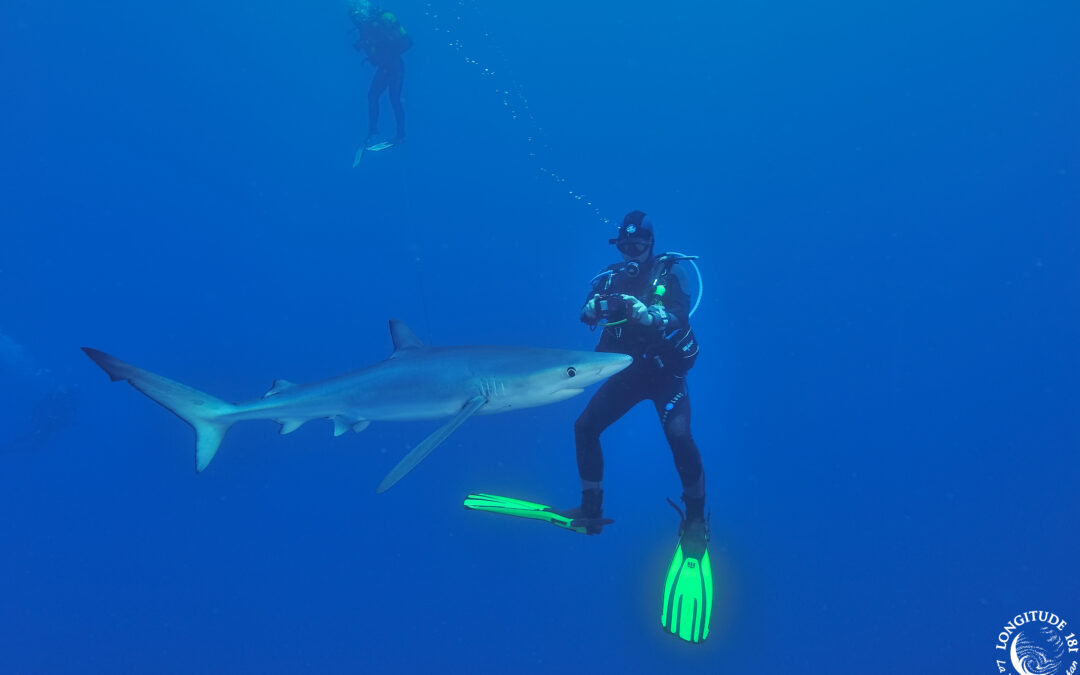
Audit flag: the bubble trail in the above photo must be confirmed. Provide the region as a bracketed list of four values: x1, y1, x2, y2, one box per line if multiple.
[421, 0, 612, 225]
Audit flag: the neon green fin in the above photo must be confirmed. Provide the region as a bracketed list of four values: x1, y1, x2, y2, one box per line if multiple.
[661, 519, 713, 643]
[463, 493, 595, 535]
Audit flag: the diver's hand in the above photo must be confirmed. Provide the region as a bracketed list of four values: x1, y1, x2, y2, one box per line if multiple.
[623, 295, 653, 326]
[580, 296, 599, 324]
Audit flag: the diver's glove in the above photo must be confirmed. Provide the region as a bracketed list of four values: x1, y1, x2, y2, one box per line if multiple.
[647, 304, 671, 330]
[580, 296, 599, 324]
[623, 295, 654, 326]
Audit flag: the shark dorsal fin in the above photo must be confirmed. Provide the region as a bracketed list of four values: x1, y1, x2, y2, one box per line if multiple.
[389, 319, 426, 355]
[263, 379, 296, 398]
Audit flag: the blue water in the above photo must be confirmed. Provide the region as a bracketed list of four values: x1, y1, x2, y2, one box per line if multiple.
[2, 1, 1078, 672]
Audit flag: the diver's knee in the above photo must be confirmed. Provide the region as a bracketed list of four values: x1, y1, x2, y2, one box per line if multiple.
[663, 423, 693, 446]
[574, 414, 598, 440]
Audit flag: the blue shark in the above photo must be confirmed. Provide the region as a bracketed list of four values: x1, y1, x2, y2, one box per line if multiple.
[82, 320, 631, 492]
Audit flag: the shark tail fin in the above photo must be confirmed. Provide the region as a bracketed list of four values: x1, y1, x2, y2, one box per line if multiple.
[82, 348, 237, 472]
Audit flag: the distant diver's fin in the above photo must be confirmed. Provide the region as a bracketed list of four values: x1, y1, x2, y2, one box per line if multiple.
[376, 395, 486, 493]
[352, 140, 395, 167]
[462, 493, 614, 535]
[81, 348, 237, 472]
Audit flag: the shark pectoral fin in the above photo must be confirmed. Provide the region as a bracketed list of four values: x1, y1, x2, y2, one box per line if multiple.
[276, 419, 304, 434]
[376, 395, 487, 494]
[352, 420, 371, 433]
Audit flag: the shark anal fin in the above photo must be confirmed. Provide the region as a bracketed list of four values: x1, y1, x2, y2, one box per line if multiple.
[376, 395, 486, 493]
[332, 416, 356, 437]
[277, 419, 304, 434]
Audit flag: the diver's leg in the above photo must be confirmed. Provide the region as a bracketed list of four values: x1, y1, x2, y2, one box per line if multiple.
[653, 375, 705, 521]
[367, 68, 390, 139]
[567, 367, 645, 531]
[574, 367, 646, 486]
[388, 57, 405, 141]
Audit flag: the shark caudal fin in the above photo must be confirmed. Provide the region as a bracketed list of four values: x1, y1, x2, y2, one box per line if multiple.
[82, 348, 237, 472]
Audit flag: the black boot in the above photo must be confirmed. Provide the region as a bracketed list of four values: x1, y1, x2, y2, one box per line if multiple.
[581, 488, 604, 519]
[677, 495, 709, 557]
[683, 495, 706, 524]
[556, 488, 612, 535]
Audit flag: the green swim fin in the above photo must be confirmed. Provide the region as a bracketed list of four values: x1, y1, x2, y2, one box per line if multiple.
[463, 493, 612, 535]
[661, 515, 713, 643]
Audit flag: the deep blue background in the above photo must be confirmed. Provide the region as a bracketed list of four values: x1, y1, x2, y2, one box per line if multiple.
[2, 0, 1077, 672]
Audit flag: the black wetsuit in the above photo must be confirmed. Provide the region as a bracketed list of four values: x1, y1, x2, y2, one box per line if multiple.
[575, 256, 704, 493]
[354, 12, 412, 140]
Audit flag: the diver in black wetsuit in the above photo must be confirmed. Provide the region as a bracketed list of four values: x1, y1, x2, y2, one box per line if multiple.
[568, 211, 705, 534]
[2, 384, 79, 453]
[349, 0, 412, 145]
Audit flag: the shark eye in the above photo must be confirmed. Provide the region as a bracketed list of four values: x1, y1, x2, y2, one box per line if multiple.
[566, 367, 577, 378]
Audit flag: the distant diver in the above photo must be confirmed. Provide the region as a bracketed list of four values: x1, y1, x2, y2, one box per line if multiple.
[1, 329, 80, 453]
[2, 384, 79, 454]
[349, 0, 412, 149]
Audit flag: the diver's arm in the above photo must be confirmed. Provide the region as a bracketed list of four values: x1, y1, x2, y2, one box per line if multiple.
[353, 29, 374, 59]
[580, 296, 599, 325]
[580, 266, 615, 325]
[623, 273, 690, 331]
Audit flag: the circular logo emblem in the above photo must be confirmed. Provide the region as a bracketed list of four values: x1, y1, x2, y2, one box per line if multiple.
[994, 611, 1078, 675]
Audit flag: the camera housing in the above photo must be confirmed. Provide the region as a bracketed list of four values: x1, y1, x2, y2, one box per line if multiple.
[595, 293, 630, 323]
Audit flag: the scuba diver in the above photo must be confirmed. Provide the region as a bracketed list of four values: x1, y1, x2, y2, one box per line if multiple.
[349, 0, 412, 147]
[564, 211, 704, 532]
[2, 384, 79, 453]
[0, 329, 79, 454]
[26, 384, 79, 450]
[463, 211, 712, 643]
[573, 210, 711, 642]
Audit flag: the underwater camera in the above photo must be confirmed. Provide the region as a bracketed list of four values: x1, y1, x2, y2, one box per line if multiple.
[595, 293, 631, 323]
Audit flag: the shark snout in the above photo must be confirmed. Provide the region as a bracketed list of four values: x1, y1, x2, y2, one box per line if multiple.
[590, 353, 633, 380]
